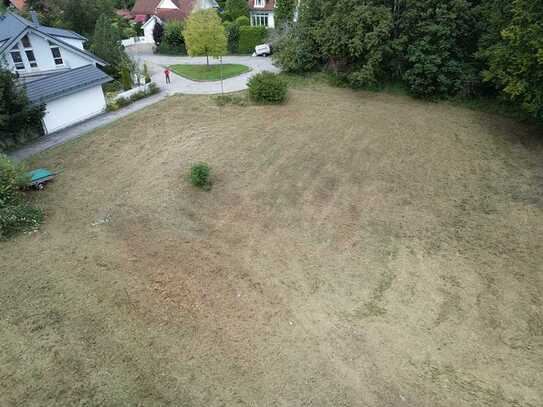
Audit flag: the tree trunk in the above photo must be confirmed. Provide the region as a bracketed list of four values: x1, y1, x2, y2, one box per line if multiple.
[206, 55, 209, 69]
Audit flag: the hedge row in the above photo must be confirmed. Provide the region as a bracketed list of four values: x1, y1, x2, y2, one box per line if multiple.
[238, 26, 267, 54]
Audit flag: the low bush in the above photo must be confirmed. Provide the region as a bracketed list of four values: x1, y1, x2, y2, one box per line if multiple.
[190, 163, 211, 190]
[155, 42, 187, 55]
[106, 83, 160, 111]
[120, 67, 133, 91]
[103, 80, 123, 94]
[0, 202, 44, 240]
[248, 72, 288, 104]
[0, 154, 43, 240]
[238, 26, 267, 54]
[147, 82, 160, 95]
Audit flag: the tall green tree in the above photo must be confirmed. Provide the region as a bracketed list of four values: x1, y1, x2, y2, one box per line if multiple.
[224, 0, 249, 21]
[482, 0, 543, 120]
[275, 0, 297, 28]
[0, 69, 45, 150]
[63, 0, 114, 36]
[397, 0, 480, 97]
[184, 9, 227, 67]
[316, 0, 392, 87]
[92, 13, 128, 75]
[273, 0, 323, 72]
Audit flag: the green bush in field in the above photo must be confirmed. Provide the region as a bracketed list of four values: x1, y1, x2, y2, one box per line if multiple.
[238, 26, 267, 54]
[248, 72, 288, 104]
[0, 154, 43, 240]
[0, 202, 44, 240]
[190, 163, 211, 190]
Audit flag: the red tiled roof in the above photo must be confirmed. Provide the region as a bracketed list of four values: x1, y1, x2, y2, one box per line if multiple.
[134, 14, 148, 23]
[10, 0, 27, 10]
[132, 0, 194, 22]
[248, 0, 275, 12]
[132, 0, 160, 15]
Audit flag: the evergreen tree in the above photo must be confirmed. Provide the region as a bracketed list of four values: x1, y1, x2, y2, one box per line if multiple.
[0, 69, 45, 150]
[92, 13, 128, 75]
[153, 20, 164, 46]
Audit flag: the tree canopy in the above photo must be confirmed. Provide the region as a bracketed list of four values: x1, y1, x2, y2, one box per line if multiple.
[92, 14, 126, 66]
[275, 0, 297, 28]
[483, 0, 543, 120]
[184, 9, 227, 66]
[224, 0, 249, 21]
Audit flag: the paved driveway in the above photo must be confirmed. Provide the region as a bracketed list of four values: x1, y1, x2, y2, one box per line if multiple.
[129, 52, 280, 95]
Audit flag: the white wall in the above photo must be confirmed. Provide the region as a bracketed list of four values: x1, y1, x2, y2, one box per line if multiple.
[4, 32, 92, 75]
[42, 85, 106, 133]
[59, 37, 85, 50]
[143, 17, 157, 44]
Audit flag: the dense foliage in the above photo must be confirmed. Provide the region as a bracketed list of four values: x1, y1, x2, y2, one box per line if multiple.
[397, 0, 480, 97]
[275, 0, 297, 28]
[0, 70, 45, 151]
[238, 26, 267, 54]
[0, 154, 43, 240]
[224, 0, 249, 21]
[92, 13, 129, 76]
[316, 0, 392, 88]
[248, 72, 288, 104]
[190, 163, 211, 190]
[273, 0, 543, 120]
[159, 21, 187, 55]
[482, 0, 543, 120]
[184, 10, 227, 66]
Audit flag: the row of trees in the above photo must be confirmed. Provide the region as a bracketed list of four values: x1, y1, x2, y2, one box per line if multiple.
[273, 0, 543, 121]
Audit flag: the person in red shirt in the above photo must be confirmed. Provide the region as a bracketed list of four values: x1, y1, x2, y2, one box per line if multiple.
[164, 67, 171, 84]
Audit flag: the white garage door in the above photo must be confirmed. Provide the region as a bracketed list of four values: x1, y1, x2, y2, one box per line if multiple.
[42, 85, 107, 134]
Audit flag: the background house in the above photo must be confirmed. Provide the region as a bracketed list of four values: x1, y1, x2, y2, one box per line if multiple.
[248, 0, 275, 28]
[0, 11, 112, 134]
[133, 0, 218, 43]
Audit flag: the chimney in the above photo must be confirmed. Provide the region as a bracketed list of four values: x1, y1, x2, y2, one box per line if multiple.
[30, 11, 40, 27]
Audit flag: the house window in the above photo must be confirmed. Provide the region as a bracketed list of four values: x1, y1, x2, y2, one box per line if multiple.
[252, 13, 269, 26]
[10, 50, 25, 70]
[48, 41, 64, 65]
[21, 35, 37, 68]
[254, 0, 265, 7]
[21, 35, 31, 48]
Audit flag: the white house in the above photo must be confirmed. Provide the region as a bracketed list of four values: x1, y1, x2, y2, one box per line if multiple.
[0, 11, 112, 134]
[248, 0, 275, 29]
[134, 0, 219, 43]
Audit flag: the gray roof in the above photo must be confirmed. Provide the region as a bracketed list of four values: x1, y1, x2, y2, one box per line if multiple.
[0, 12, 105, 65]
[23, 64, 112, 104]
[0, 12, 85, 42]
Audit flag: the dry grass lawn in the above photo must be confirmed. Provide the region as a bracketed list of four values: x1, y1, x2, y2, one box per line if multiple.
[1, 85, 542, 406]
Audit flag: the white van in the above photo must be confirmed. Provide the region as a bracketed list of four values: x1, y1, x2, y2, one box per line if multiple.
[253, 44, 272, 57]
